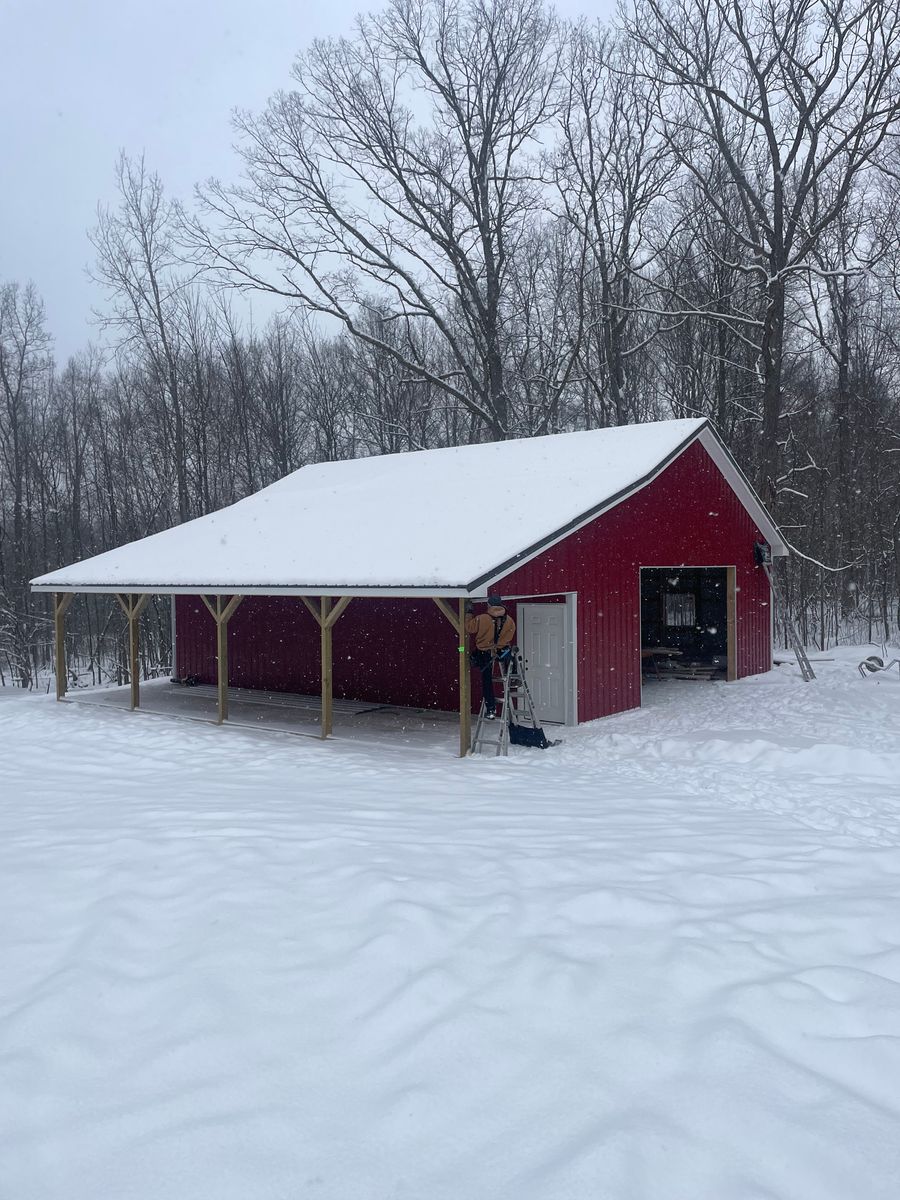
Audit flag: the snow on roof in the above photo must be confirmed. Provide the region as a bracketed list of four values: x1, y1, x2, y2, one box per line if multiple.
[31, 418, 781, 595]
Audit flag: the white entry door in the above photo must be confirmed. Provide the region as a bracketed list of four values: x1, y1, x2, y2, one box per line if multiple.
[518, 603, 568, 724]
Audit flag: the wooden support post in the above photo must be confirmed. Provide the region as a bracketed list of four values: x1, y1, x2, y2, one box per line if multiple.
[216, 597, 229, 723]
[726, 567, 737, 682]
[200, 594, 243, 724]
[129, 603, 140, 709]
[320, 596, 333, 739]
[53, 592, 74, 701]
[432, 597, 471, 757]
[115, 593, 150, 710]
[458, 598, 471, 757]
[300, 596, 353, 739]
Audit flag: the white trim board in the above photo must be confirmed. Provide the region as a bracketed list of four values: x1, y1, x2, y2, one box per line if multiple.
[479, 423, 786, 594]
[517, 596, 578, 726]
[566, 593, 578, 727]
[696, 427, 786, 555]
[31, 584, 473, 598]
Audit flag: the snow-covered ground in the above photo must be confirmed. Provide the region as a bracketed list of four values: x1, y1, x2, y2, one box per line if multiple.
[2, 651, 899, 1199]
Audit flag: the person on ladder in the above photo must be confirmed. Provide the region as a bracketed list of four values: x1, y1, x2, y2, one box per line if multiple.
[465, 595, 515, 720]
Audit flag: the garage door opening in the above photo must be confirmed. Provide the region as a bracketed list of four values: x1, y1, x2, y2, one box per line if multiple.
[640, 567, 736, 682]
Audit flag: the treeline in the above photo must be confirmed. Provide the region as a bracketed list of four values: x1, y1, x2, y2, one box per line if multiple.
[2, 0, 899, 686]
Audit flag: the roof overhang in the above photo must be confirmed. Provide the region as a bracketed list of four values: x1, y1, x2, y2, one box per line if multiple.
[29, 582, 474, 598]
[31, 419, 787, 599]
[470, 421, 787, 592]
[696, 426, 788, 554]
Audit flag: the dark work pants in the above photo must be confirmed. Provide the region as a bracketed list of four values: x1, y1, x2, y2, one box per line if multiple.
[472, 649, 496, 712]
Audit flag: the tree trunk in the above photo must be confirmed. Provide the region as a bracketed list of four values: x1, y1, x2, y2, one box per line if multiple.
[759, 278, 785, 508]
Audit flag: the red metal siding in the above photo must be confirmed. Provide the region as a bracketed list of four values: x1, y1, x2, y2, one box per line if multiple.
[496, 439, 772, 721]
[177, 595, 468, 711]
[176, 440, 772, 722]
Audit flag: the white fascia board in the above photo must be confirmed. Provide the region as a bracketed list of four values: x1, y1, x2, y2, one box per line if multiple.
[476, 423, 787, 591]
[30, 583, 472, 598]
[476, 428, 704, 591]
[696, 428, 788, 556]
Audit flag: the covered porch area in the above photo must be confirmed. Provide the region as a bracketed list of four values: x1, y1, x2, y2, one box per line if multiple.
[71, 677, 460, 753]
[48, 591, 474, 757]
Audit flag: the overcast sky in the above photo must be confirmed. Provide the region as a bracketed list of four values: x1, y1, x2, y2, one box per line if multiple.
[2, 0, 610, 363]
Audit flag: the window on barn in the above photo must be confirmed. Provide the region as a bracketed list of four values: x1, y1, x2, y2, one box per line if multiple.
[663, 592, 697, 627]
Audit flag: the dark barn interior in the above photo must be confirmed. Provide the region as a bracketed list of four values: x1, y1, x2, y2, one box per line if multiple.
[640, 567, 729, 680]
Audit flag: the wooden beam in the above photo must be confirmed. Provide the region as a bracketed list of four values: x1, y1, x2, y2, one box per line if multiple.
[300, 596, 322, 626]
[323, 595, 353, 629]
[726, 566, 737, 682]
[320, 596, 333, 738]
[114, 594, 148, 710]
[433, 596, 461, 634]
[299, 596, 353, 631]
[129, 610, 139, 709]
[128, 595, 146, 710]
[196, 594, 243, 724]
[458, 597, 471, 757]
[299, 597, 351, 739]
[53, 592, 74, 701]
[220, 593, 243, 626]
[216, 610, 228, 723]
[218, 595, 242, 724]
[434, 597, 472, 755]
[200, 594, 218, 621]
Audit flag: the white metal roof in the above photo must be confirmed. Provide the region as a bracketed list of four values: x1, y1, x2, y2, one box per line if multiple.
[31, 418, 786, 596]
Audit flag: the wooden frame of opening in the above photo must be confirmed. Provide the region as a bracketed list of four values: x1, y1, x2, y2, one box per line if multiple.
[726, 566, 738, 682]
[639, 566, 738, 686]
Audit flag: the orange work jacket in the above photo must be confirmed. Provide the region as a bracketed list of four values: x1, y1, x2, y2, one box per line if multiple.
[465, 606, 515, 652]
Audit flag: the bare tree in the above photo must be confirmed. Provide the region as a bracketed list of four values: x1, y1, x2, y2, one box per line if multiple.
[91, 153, 194, 521]
[628, 0, 900, 501]
[0, 281, 52, 685]
[297, 326, 357, 462]
[256, 317, 307, 477]
[342, 310, 445, 453]
[556, 24, 669, 426]
[191, 0, 561, 439]
[506, 218, 585, 433]
[654, 170, 764, 443]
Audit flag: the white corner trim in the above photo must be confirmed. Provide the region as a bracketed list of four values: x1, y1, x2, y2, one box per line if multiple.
[566, 592, 578, 726]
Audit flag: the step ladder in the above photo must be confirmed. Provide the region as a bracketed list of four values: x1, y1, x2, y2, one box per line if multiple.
[756, 544, 816, 682]
[470, 647, 546, 756]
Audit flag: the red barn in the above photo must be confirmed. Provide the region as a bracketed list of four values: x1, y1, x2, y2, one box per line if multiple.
[33, 418, 786, 755]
